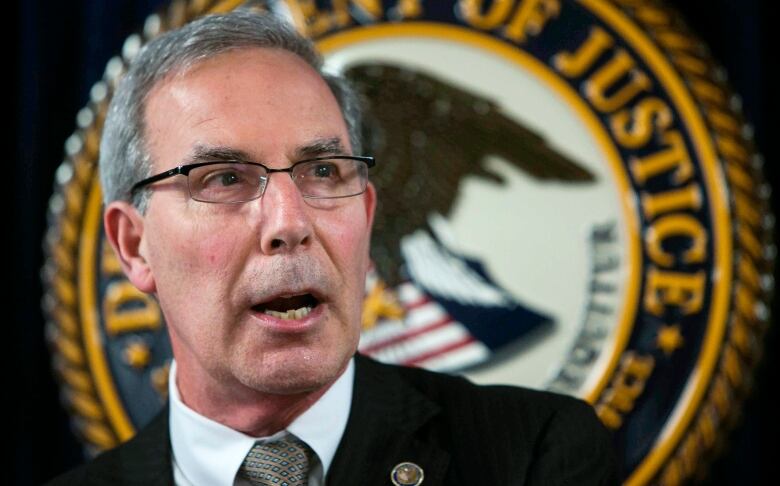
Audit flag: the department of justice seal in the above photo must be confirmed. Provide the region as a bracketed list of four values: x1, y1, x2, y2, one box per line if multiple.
[42, 1, 774, 484]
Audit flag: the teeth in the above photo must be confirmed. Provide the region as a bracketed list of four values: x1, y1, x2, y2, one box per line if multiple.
[263, 306, 312, 320]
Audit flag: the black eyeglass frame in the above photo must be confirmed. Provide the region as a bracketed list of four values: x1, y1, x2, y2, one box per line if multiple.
[130, 155, 376, 203]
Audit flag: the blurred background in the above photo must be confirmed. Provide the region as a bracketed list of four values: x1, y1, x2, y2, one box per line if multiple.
[12, 1, 776, 484]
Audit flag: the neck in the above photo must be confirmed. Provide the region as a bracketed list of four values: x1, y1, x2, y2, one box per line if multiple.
[174, 363, 342, 437]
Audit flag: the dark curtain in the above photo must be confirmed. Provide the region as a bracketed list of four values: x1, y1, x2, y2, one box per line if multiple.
[13, 1, 776, 484]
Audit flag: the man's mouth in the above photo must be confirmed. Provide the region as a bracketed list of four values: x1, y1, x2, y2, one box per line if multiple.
[252, 293, 320, 320]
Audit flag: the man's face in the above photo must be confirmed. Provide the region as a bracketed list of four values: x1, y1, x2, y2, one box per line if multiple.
[128, 48, 374, 398]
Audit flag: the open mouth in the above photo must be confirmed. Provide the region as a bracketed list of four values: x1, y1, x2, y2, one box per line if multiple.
[252, 293, 320, 320]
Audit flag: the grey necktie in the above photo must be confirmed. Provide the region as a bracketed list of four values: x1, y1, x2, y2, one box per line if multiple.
[239, 435, 313, 486]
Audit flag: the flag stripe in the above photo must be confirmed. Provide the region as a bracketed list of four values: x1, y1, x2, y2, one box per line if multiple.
[359, 316, 453, 354]
[402, 335, 477, 366]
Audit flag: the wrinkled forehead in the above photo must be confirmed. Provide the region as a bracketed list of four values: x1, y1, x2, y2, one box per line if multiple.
[144, 46, 333, 115]
[142, 47, 350, 169]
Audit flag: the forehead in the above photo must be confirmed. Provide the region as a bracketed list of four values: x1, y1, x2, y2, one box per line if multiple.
[143, 47, 349, 169]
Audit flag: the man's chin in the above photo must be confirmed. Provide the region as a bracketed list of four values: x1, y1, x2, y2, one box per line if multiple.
[236, 354, 349, 396]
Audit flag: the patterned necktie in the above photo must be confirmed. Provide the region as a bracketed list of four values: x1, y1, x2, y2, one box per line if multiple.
[239, 435, 313, 486]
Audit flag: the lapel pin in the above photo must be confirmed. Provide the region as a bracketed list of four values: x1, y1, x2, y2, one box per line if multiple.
[391, 461, 424, 486]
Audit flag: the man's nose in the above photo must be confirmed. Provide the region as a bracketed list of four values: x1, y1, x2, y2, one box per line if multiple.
[257, 172, 313, 254]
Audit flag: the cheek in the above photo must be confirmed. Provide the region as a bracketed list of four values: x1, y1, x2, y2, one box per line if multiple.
[317, 206, 372, 278]
[147, 215, 245, 287]
[199, 231, 241, 267]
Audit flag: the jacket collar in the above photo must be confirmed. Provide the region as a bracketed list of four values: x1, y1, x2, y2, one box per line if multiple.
[109, 354, 449, 486]
[327, 354, 450, 486]
[114, 408, 174, 486]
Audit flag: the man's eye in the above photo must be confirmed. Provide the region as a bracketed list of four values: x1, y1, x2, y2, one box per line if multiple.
[204, 170, 244, 187]
[313, 163, 338, 179]
[218, 172, 240, 186]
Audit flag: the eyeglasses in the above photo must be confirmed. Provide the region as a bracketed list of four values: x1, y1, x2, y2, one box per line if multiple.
[130, 155, 375, 204]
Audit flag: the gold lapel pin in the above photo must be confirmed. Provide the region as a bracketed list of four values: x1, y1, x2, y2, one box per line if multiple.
[391, 461, 424, 486]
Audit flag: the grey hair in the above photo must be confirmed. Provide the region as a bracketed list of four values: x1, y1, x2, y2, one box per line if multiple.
[99, 8, 363, 211]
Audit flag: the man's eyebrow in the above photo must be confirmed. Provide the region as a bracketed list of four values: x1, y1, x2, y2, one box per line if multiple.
[184, 139, 346, 165]
[294, 137, 346, 160]
[186, 145, 253, 163]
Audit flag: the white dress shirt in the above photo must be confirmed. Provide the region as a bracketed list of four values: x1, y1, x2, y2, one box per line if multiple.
[169, 359, 354, 486]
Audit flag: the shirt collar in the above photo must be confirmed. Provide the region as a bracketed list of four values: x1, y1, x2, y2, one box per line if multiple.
[169, 358, 354, 486]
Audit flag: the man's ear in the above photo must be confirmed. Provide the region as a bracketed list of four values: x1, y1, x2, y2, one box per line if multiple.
[104, 201, 156, 293]
[364, 181, 377, 230]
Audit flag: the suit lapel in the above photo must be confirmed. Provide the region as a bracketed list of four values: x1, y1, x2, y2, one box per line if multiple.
[100, 358, 448, 486]
[114, 408, 174, 486]
[327, 355, 450, 486]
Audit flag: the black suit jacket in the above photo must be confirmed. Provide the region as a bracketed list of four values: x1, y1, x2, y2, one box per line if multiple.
[46, 354, 618, 485]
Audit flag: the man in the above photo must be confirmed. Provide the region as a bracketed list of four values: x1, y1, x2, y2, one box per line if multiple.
[48, 9, 617, 486]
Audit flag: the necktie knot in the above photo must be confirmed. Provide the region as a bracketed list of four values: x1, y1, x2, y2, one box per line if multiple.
[239, 435, 313, 486]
